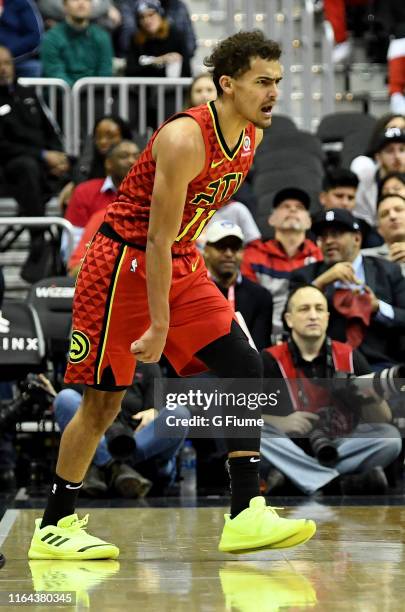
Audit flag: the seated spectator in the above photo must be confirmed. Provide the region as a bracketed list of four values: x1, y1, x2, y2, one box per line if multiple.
[126, 1, 191, 78]
[260, 284, 401, 496]
[125, 0, 191, 128]
[186, 73, 217, 108]
[119, 0, 196, 58]
[0, 45, 70, 278]
[290, 208, 405, 369]
[37, 0, 122, 35]
[54, 362, 189, 497]
[60, 114, 134, 211]
[241, 187, 322, 338]
[203, 221, 273, 350]
[40, 0, 113, 86]
[362, 194, 405, 276]
[0, 0, 43, 77]
[319, 168, 379, 247]
[380, 171, 405, 197]
[63, 139, 139, 256]
[73, 115, 134, 184]
[352, 127, 405, 230]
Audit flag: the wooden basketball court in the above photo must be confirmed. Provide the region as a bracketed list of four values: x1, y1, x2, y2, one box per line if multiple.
[0, 501, 403, 610]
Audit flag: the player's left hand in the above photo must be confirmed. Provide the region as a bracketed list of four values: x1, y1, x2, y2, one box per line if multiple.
[130, 325, 168, 363]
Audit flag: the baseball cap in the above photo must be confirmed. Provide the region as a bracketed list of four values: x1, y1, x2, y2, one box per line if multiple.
[375, 127, 405, 153]
[205, 221, 244, 244]
[312, 208, 360, 236]
[273, 187, 311, 210]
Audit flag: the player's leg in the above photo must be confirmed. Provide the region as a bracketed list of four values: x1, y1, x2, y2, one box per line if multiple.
[28, 387, 124, 560]
[196, 321, 316, 553]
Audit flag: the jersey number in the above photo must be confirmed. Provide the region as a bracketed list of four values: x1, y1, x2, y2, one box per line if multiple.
[175, 172, 243, 242]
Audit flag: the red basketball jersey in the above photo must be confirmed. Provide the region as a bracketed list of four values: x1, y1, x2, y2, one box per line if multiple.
[104, 101, 256, 255]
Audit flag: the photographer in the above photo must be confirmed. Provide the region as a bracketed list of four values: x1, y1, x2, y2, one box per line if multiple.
[260, 285, 402, 495]
[54, 362, 189, 497]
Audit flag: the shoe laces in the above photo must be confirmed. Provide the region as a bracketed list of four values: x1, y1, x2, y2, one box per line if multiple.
[67, 514, 89, 532]
[265, 506, 284, 518]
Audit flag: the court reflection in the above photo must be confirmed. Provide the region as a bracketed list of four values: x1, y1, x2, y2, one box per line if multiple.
[219, 562, 317, 611]
[28, 559, 120, 609]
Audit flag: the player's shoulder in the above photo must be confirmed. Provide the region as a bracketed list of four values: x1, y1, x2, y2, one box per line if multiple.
[154, 116, 205, 158]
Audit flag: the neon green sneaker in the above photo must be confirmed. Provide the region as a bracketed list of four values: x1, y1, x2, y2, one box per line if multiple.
[220, 564, 317, 611]
[29, 559, 120, 608]
[218, 497, 316, 553]
[28, 514, 119, 560]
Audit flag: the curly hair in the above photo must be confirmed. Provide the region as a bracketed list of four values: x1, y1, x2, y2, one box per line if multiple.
[204, 31, 282, 96]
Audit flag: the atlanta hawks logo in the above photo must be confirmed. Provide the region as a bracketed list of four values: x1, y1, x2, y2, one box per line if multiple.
[69, 330, 90, 363]
[243, 135, 251, 152]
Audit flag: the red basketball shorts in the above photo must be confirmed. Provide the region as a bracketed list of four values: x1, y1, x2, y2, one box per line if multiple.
[64, 227, 234, 389]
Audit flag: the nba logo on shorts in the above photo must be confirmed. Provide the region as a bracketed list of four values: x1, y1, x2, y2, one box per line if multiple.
[130, 258, 138, 272]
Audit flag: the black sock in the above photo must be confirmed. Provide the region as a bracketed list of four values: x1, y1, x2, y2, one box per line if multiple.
[227, 455, 260, 519]
[41, 474, 83, 528]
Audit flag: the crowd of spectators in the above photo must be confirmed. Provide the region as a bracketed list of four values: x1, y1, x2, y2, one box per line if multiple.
[1, 4, 405, 498]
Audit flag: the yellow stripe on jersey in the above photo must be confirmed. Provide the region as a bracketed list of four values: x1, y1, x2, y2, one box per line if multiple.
[96, 245, 128, 385]
[208, 101, 245, 161]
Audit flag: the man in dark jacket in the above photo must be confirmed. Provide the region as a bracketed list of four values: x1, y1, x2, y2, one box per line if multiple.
[203, 220, 273, 350]
[0, 45, 69, 266]
[290, 208, 405, 368]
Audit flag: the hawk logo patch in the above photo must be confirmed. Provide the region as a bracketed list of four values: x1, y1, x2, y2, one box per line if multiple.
[69, 330, 90, 363]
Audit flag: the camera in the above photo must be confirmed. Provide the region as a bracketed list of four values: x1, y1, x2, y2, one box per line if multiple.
[105, 410, 141, 461]
[309, 364, 405, 467]
[309, 407, 339, 467]
[0, 374, 55, 431]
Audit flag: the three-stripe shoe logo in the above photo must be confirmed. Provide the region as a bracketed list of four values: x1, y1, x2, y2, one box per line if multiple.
[40, 532, 107, 552]
[41, 533, 70, 547]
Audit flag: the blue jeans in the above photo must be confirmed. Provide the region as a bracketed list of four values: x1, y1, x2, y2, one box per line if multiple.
[54, 389, 190, 484]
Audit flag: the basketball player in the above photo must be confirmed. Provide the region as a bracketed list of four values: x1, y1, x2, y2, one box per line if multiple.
[29, 31, 316, 559]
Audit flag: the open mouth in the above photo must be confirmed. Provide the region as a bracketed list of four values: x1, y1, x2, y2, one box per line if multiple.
[261, 105, 273, 117]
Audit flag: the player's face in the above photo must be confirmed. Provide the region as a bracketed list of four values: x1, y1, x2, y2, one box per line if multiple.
[203, 238, 243, 279]
[285, 287, 329, 340]
[378, 196, 405, 243]
[0, 47, 14, 85]
[229, 57, 282, 128]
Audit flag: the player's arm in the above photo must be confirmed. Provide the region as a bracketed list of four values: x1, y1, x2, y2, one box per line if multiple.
[130, 117, 205, 363]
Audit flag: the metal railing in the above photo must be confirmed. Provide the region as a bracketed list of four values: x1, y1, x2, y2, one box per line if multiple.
[18, 78, 73, 155]
[0, 217, 75, 260]
[71, 76, 193, 155]
[321, 20, 336, 116]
